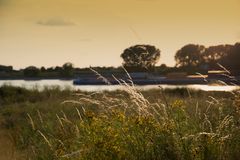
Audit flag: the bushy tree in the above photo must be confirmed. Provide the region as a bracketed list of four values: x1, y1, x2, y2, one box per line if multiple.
[175, 44, 205, 68]
[203, 44, 232, 69]
[23, 66, 40, 77]
[121, 44, 160, 71]
[221, 43, 240, 70]
[61, 62, 74, 77]
[0, 65, 13, 72]
[174, 43, 240, 71]
[40, 67, 46, 72]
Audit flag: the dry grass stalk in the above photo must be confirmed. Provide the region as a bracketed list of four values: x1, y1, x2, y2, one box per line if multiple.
[37, 110, 44, 124]
[89, 67, 111, 85]
[56, 114, 65, 132]
[27, 113, 35, 131]
[75, 108, 83, 121]
[37, 130, 53, 150]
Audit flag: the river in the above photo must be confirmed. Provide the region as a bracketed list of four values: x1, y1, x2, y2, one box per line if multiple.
[0, 79, 239, 92]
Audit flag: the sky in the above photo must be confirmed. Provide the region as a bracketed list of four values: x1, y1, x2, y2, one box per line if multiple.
[0, 0, 240, 69]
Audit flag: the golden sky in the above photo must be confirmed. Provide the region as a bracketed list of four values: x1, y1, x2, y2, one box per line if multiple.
[0, 0, 240, 69]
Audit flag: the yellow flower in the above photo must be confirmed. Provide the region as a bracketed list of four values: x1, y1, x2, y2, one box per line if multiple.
[172, 100, 184, 108]
[55, 148, 64, 156]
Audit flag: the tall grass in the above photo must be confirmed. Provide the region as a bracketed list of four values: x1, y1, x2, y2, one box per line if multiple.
[0, 84, 239, 159]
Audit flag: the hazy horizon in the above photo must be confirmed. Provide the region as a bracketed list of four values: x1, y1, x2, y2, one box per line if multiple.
[1, 0, 240, 70]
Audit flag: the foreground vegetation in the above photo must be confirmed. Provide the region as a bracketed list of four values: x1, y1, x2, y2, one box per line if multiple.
[0, 85, 240, 160]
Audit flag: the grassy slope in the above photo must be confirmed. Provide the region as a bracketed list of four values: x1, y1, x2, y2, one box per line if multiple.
[0, 85, 239, 160]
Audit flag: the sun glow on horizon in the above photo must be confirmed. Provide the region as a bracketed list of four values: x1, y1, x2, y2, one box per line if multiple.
[0, 0, 240, 69]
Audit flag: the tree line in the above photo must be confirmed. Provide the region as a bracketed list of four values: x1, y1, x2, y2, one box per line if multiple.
[121, 42, 240, 72]
[0, 42, 239, 78]
[0, 63, 75, 78]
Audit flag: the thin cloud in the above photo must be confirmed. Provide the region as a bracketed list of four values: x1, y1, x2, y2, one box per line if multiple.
[37, 18, 76, 26]
[0, 0, 10, 6]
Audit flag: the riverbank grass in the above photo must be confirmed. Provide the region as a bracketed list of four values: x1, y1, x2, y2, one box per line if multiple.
[0, 85, 239, 159]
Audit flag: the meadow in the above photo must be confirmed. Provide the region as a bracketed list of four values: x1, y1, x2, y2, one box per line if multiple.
[0, 84, 239, 160]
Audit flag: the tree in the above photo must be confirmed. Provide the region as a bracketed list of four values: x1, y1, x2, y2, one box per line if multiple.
[40, 66, 46, 72]
[203, 44, 232, 69]
[159, 63, 167, 69]
[46, 67, 54, 72]
[221, 43, 240, 70]
[61, 62, 74, 77]
[175, 44, 205, 68]
[0, 65, 13, 72]
[120, 44, 160, 71]
[23, 66, 40, 77]
[55, 66, 63, 72]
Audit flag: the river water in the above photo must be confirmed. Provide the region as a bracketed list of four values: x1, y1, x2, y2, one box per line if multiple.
[0, 79, 239, 92]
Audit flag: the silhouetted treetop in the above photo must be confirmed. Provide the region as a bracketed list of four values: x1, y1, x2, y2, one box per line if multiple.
[23, 66, 40, 77]
[63, 62, 74, 70]
[121, 44, 160, 70]
[221, 43, 240, 69]
[175, 44, 205, 67]
[175, 42, 240, 71]
[61, 62, 74, 77]
[203, 44, 233, 69]
[0, 65, 13, 72]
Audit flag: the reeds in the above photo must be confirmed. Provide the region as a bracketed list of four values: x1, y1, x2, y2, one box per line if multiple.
[0, 82, 239, 159]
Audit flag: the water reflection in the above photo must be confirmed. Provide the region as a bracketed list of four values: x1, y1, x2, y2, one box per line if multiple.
[0, 80, 239, 92]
